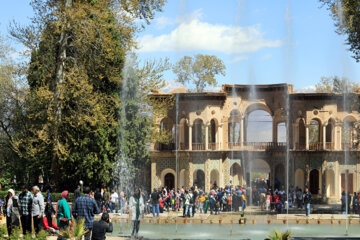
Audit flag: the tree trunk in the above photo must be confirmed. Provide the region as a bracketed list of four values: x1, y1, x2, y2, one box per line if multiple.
[51, 0, 73, 189]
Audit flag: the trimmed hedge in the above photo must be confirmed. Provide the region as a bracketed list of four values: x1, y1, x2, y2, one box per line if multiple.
[0, 191, 76, 203]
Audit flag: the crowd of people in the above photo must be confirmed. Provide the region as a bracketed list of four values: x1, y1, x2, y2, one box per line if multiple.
[147, 180, 314, 218]
[4, 180, 360, 239]
[0, 185, 146, 240]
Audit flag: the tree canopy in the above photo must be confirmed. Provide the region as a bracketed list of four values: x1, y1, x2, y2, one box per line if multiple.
[173, 54, 226, 92]
[2, 0, 167, 190]
[320, 0, 360, 61]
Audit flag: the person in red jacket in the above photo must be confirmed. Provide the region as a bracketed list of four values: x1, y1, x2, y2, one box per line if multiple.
[43, 217, 59, 234]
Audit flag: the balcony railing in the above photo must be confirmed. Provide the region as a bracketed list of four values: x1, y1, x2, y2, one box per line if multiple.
[179, 142, 189, 150]
[208, 143, 220, 150]
[192, 143, 205, 150]
[309, 142, 323, 150]
[228, 142, 241, 150]
[325, 142, 334, 150]
[243, 142, 287, 151]
[342, 142, 359, 150]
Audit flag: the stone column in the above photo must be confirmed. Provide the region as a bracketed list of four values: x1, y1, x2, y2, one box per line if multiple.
[323, 124, 327, 150]
[205, 158, 210, 192]
[293, 123, 298, 149]
[219, 158, 223, 187]
[151, 158, 157, 190]
[218, 123, 223, 149]
[305, 124, 309, 150]
[338, 125, 342, 150]
[334, 123, 338, 150]
[273, 121, 278, 143]
[205, 123, 209, 150]
[240, 117, 244, 147]
[189, 124, 193, 150]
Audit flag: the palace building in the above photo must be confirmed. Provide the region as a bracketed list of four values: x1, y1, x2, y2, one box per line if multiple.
[149, 83, 360, 203]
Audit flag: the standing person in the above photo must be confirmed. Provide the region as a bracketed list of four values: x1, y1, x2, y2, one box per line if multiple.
[94, 189, 102, 210]
[75, 186, 81, 200]
[56, 191, 72, 230]
[32, 186, 45, 234]
[303, 187, 311, 217]
[296, 188, 303, 209]
[110, 189, 118, 213]
[18, 185, 33, 235]
[103, 189, 110, 212]
[129, 188, 145, 239]
[91, 212, 113, 240]
[73, 186, 100, 240]
[4, 189, 20, 236]
[150, 188, 160, 217]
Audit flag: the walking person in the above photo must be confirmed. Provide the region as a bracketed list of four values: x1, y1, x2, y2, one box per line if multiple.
[4, 189, 20, 236]
[56, 191, 72, 230]
[303, 187, 311, 217]
[129, 188, 145, 239]
[32, 185, 45, 234]
[150, 188, 160, 217]
[73, 186, 100, 240]
[18, 185, 33, 235]
[74, 185, 81, 200]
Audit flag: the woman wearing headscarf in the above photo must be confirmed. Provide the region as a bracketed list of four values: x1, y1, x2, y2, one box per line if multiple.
[129, 188, 144, 239]
[56, 190, 72, 230]
[4, 189, 20, 236]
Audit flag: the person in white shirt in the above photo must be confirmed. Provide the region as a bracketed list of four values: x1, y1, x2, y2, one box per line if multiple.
[110, 190, 118, 213]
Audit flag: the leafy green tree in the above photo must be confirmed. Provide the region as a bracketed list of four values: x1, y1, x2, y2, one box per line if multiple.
[9, 0, 166, 190]
[0, 33, 28, 188]
[173, 54, 226, 92]
[320, 0, 360, 61]
[315, 76, 360, 93]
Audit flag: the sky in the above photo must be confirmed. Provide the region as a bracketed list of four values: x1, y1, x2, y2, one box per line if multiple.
[1, 0, 360, 92]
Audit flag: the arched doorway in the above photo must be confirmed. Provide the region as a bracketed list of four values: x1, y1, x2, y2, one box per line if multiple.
[326, 119, 335, 149]
[192, 119, 205, 150]
[210, 169, 219, 189]
[295, 169, 305, 190]
[274, 164, 285, 190]
[309, 119, 321, 150]
[310, 169, 319, 194]
[298, 119, 306, 149]
[179, 118, 189, 150]
[230, 163, 242, 186]
[193, 170, 205, 189]
[209, 119, 218, 150]
[326, 169, 335, 197]
[164, 173, 175, 190]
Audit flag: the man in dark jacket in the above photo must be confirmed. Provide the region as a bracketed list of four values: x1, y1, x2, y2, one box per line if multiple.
[303, 187, 311, 216]
[91, 213, 113, 240]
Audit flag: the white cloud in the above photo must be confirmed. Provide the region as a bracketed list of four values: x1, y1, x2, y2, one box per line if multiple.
[138, 10, 282, 54]
[155, 16, 176, 29]
[295, 85, 316, 93]
[261, 53, 272, 60]
[232, 55, 249, 63]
